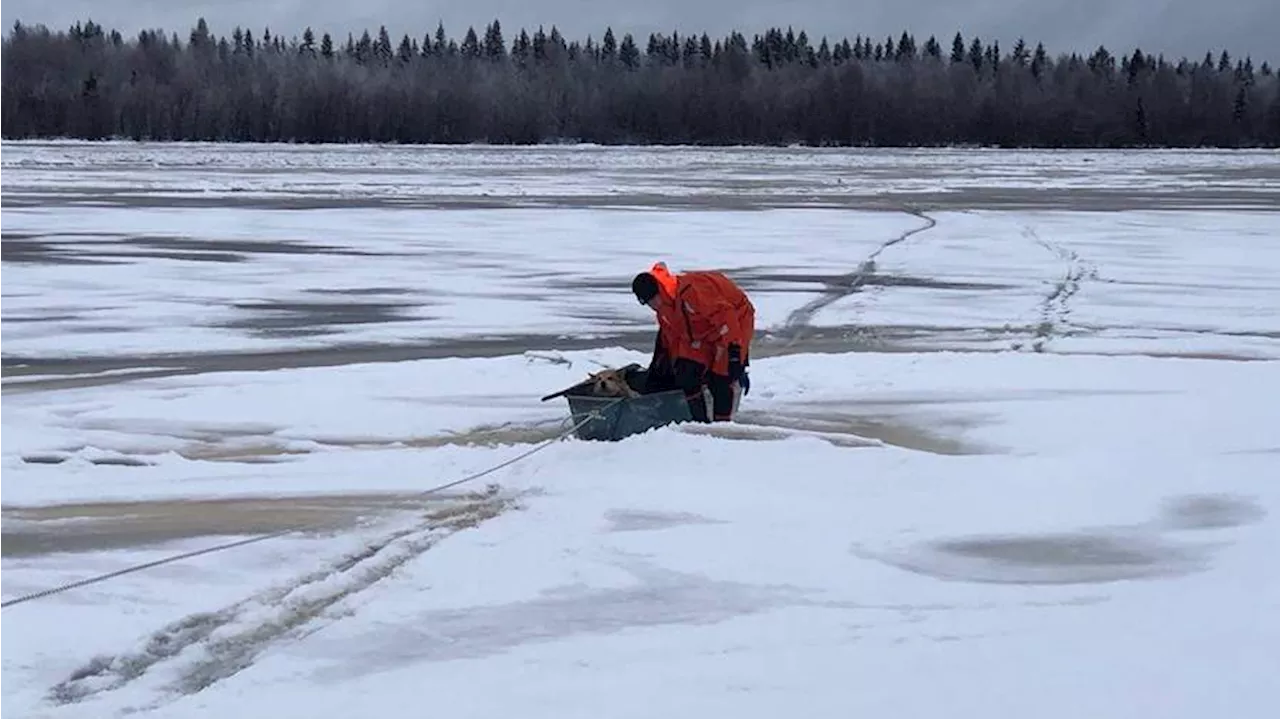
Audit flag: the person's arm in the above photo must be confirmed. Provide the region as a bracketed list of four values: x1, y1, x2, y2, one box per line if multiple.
[650, 330, 669, 369]
[685, 294, 741, 356]
[683, 284, 748, 384]
[643, 330, 673, 393]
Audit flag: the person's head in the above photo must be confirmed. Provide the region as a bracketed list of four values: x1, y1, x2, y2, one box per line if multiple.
[632, 272, 661, 310]
[633, 262, 678, 311]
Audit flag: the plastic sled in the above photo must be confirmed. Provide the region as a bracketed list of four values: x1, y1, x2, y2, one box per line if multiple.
[541, 363, 693, 442]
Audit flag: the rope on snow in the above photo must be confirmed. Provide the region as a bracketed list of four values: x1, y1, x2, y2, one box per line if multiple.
[1, 398, 625, 610]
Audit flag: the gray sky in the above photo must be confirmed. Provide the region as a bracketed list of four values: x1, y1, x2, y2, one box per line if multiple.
[3, 1, 1272, 63]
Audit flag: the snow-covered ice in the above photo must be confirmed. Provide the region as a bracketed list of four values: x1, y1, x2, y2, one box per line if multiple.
[3, 142, 1279, 719]
[4, 141, 1278, 202]
[0, 205, 927, 358]
[809, 209, 1280, 358]
[4, 349, 1278, 718]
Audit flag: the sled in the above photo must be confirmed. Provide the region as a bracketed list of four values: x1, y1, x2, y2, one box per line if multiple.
[540, 363, 693, 442]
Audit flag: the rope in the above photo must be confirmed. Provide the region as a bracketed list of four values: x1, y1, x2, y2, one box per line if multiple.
[1, 398, 625, 610]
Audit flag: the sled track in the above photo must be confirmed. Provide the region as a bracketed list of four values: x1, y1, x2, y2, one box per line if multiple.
[780, 208, 938, 349]
[1021, 227, 1098, 352]
[47, 491, 513, 714]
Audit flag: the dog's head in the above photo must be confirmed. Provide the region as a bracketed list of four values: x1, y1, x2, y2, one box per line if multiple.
[586, 368, 638, 398]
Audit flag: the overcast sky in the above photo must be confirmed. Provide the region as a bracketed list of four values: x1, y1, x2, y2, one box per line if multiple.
[3, 1, 1272, 63]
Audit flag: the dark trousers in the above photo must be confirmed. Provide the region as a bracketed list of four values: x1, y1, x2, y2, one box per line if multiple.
[646, 356, 735, 423]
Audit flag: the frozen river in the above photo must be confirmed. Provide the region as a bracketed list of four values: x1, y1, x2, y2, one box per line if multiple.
[3, 142, 1279, 719]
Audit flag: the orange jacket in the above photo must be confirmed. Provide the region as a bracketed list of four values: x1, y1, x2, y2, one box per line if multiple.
[649, 263, 755, 376]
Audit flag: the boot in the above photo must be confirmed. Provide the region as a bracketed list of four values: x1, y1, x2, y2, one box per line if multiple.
[685, 392, 711, 423]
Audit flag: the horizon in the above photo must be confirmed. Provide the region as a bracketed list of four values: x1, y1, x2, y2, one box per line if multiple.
[2, 1, 1274, 64]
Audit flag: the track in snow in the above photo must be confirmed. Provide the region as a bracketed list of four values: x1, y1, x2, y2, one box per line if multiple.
[778, 208, 939, 350]
[46, 489, 514, 715]
[1019, 226, 1099, 353]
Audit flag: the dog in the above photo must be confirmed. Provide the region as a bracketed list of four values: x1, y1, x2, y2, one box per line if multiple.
[585, 367, 640, 399]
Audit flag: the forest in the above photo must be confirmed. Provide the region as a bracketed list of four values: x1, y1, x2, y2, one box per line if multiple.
[2, 17, 1277, 147]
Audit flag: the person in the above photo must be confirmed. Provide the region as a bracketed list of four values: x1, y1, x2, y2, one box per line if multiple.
[631, 262, 755, 423]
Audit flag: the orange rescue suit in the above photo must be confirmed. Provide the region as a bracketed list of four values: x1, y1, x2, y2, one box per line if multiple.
[649, 263, 755, 377]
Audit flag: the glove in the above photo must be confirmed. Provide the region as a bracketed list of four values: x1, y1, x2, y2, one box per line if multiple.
[727, 344, 744, 379]
[727, 343, 748, 395]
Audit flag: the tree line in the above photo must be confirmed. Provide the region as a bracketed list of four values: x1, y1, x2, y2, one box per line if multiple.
[2, 17, 1277, 147]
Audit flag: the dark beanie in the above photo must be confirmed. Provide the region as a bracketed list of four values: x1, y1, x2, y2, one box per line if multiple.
[631, 272, 660, 304]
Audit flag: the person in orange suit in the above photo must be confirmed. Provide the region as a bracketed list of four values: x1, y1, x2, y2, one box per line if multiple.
[631, 262, 755, 423]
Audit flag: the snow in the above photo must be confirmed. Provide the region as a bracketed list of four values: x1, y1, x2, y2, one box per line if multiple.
[1, 205, 927, 357]
[808, 210, 1280, 357]
[4, 141, 1278, 201]
[6, 348, 1278, 717]
[7, 204, 1278, 361]
[3, 142, 1279, 719]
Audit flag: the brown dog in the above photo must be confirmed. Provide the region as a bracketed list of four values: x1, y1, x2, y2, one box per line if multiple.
[586, 367, 640, 398]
